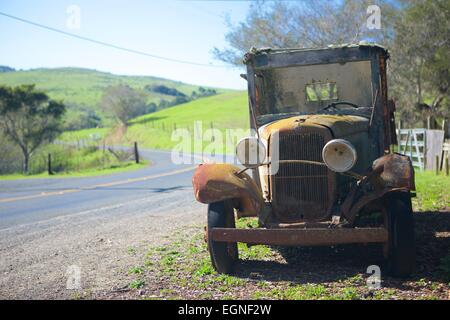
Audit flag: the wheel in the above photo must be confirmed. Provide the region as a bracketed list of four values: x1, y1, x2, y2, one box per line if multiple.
[207, 201, 238, 274]
[384, 191, 415, 277]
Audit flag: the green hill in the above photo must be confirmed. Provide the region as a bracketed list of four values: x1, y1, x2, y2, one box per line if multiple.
[0, 67, 229, 127]
[62, 91, 250, 154]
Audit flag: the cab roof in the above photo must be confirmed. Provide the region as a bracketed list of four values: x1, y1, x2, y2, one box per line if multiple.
[243, 42, 389, 68]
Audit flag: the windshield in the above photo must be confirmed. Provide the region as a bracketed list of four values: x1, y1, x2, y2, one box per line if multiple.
[255, 60, 374, 124]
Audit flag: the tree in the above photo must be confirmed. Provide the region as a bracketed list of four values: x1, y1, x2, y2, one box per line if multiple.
[214, 0, 449, 128]
[0, 133, 22, 174]
[0, 85, 66, 173]
[63, 106, 102, 130]
[0, 66, 15, 73]
[389, 0, 450, 127]
[213, 0, 397, 65]
[145, 85, 186, 97]
[100, 84, 148, 125]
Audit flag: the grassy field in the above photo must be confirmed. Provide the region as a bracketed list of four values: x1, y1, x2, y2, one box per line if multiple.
[62, 91, 250, 154]
[0, 67, 219, 105]
[0, 68, 230, 126]
[413, 171, 450, 211]
[98, 171, 450, 300]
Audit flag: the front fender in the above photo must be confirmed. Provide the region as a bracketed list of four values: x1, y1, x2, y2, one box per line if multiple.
[192, 163, 264, 217]
[341, 153, 415, 223]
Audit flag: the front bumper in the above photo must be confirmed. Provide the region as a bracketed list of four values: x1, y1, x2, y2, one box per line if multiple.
[210, 227, 388, 246]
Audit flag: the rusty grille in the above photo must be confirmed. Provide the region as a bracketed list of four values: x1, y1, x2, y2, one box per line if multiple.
[270, 129, 333, 222]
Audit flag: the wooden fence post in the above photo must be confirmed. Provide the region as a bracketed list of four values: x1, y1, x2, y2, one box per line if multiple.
[134, 142, 140, 164]
[48, 153, 53, 175]
[446, 156, 449, 176]
[436, 155, 440, 175]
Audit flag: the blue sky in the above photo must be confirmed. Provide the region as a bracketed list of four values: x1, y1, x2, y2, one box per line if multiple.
[0, 0, 251, 89]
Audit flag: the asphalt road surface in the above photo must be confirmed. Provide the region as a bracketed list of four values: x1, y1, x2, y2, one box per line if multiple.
[0, 149, 208, 299]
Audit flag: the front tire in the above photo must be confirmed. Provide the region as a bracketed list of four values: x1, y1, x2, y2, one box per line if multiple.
[207, 201, 238, 274]
[385, 191, 415, 277]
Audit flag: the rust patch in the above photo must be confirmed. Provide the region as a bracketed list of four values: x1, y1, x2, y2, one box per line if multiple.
[261, 114, 369, 140]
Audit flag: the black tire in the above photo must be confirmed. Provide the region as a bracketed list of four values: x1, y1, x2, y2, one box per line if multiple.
[385, 191, 415, 277]
[207, 201, 238, 274]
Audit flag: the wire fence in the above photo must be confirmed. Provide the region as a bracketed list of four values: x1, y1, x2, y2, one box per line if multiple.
[0, 139, 139, 175]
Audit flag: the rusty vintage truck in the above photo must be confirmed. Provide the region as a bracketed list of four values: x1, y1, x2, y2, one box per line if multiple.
[192, 44, 415, 277]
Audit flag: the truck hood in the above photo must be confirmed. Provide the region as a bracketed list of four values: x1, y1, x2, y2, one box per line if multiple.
[260, 114, 369, 139]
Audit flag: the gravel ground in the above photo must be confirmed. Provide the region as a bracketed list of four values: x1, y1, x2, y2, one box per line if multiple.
[0, 189, 204, 299]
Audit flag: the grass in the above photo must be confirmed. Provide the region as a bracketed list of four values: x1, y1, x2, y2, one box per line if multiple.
[0, 162, 147, 180]
[127, 247, 137, 255]
[413, 170, 450, 211]
[0, 143, 148, 180]
[128, 266, 145, 275]
[62, 91, 249, 155]
[129, 279, 146, 289]
[61, 127, 111, 143]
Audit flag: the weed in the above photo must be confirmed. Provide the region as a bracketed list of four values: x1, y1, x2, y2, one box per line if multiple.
[341, 287, 359, 300]
[128, 266, 144, 275]
[194, 259, 216, 277]
[129, 279, 145, 289]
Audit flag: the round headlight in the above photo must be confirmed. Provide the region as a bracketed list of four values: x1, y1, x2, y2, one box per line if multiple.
[322, 139, 357, 173]
[236, 137, 266, 167]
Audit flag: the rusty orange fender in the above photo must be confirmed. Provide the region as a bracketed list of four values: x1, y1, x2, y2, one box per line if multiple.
[342, 153, 415, 224]
[192, 163, 264, 217]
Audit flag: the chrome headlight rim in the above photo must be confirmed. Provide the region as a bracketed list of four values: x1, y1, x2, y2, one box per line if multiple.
[322, 138, 357, 173]
[236, 136, 267, 168]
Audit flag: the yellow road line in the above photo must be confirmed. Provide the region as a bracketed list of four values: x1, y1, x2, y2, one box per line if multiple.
[0, 166, 197, 204]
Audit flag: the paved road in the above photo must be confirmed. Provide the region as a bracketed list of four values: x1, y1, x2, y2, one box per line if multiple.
[0, 149, 208, 299]
[0, 149, 198, 229]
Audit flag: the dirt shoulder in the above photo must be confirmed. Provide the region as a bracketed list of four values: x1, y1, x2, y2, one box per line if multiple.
[0, 189, 203, 299]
